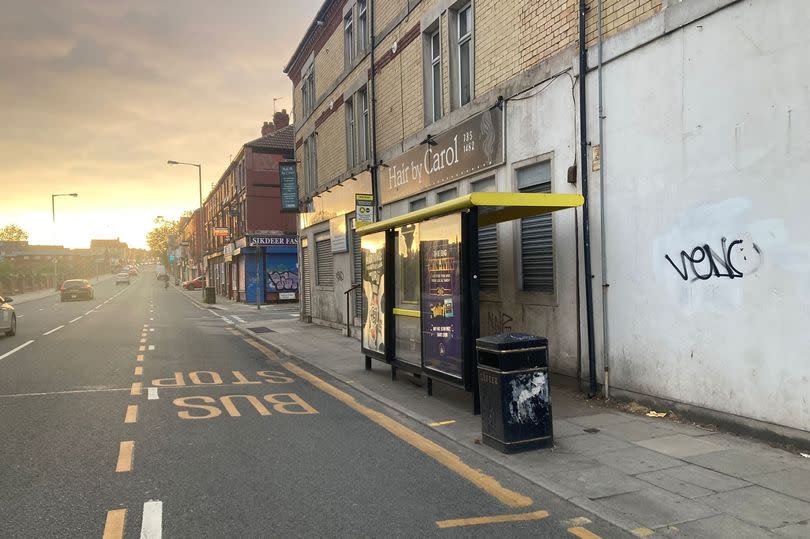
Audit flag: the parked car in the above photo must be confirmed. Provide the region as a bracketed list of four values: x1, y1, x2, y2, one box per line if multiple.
[60, 279, 95, 301]
[0, 295, 16, 337]
[128, 267, 138, 277]
[115, 272, 131, 285]
[182, 276, 205, 290]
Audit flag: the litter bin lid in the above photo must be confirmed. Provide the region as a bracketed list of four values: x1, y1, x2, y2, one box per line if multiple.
[476, 332, 548, 352]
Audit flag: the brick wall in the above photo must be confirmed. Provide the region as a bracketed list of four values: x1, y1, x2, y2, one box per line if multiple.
[316, 28, 345, 98]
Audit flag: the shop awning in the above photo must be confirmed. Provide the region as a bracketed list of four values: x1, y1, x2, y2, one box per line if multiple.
[356, 192, 584, 235]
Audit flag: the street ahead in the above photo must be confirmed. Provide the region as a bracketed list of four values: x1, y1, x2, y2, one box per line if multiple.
[0, 272, 627, 538]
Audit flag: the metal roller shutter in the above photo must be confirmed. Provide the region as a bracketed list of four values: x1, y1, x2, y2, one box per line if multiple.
[519, 181, 553, 293]
[315, 235, 334, 286]
[351, 223, 362, 320]
[478, 224, 498, 290]
[302, 244, 312, 317]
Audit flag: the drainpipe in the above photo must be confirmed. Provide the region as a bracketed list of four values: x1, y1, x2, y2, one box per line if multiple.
[597, 0, 610, 399]
[369, 0, 379, 217]
[579, 0, 598, 397]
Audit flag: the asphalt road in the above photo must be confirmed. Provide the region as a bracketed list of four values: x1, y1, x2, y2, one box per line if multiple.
[0, 271, 628, 538]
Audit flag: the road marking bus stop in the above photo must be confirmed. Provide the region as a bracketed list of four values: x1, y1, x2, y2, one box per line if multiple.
[436, 509, 549, 528]
[102, 509, 126, 539]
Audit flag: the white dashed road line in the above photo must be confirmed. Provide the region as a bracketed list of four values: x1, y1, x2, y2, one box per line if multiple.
[232, 315, 246, 323]
[140, 500, 163, 539]
[69, 316, 82, 324]
[147, 345, 155, 351]
[147, 387, 159, 400]
[0, 340, 35, 361]
[43, 325, 65, 336]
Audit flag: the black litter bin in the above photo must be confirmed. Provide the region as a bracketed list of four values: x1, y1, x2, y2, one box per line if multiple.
[477, 333, 553, 453]
[203, 286, 216, 304]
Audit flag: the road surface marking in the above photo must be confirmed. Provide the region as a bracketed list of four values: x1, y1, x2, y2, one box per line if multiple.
[631, 528, 655, 537]
[281, 359, 533, 508]
[140, 500, 163, 539]
[562, 517, 593, 527]
[0, 387, 131, 398]
[568, 527, 603, 539]
[138, 346, 146, 352]
[134, 366, 143, 376]
[140, 338, 147, 343]
[143, 324, 149, 328]
[436, 510, 549, 528]
[137, 354, 144, 362]
[43, 325, 65, 335]
[429, 420, 456, 427]
[103, 509, 126, 539]
[148, 387, 159, 400]
[86, 310, 94, 315]
[130, 382, 142, 396]
[116, 441, 134, 472]
[232, 315, 246, 323]
[39, 308, 44, 311]
[125, 405, 138, 424]
[150, 317, 154, 321]
[0, 340, 35, 361]
[148, 345, 155, 351]
[69, 316, 82, 323]
[149, 328, 154, 332]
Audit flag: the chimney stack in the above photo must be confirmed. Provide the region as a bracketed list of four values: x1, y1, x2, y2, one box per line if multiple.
[273, 109, 290, 129]
[261, 121, 275, 136]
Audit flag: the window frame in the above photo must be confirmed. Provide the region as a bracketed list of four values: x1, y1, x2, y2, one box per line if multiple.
[345, 95, 356, 167]
[457, 3, 473, 107]
[344, 11, 354, 68]
[301, 67, 315, 117]
[357, 87, 370, 162]
[357, 0, 368, 54]
[429, 29, 442, 123]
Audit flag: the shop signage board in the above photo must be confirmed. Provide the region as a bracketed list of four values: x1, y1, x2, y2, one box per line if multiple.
[361, 232, 387, 358]
[329, 216, 348, 253]
[420, 214, 463, 380]
[248, 235, 299, 247]
[379, 107, 504, 205]
[279, 161, 299, 212]
[355, 194, 375, 224]
[213, 227, 229, 238]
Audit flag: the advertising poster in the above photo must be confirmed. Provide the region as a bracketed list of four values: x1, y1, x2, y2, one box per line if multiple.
[361, 232, 386, 355]
[420, 215, 462, 379]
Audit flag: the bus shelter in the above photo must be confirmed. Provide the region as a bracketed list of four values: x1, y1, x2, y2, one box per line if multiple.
[357, 191, 583, 413]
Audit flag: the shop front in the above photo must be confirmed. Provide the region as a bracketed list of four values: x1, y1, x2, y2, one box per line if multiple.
[236, 235, 299, 304]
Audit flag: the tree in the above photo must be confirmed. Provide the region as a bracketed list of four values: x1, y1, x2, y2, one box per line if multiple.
[145, 217, 179, 266]
[0, 224, 29, 241]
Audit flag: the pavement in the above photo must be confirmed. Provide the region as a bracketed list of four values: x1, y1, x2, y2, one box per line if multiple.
[198, 293, 810, 538]
[0, 272, 632, 538]
[3, 273, 117, 305]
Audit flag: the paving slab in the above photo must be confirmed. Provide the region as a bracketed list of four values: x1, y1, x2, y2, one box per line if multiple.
[634, 469, 715, 499]
[512, 449, 603, 475]
[684, 450, 790, 479]
[567, 413, 638, 429]
[748, 468, 810, 503]
[636, 433, 725, 458]
[594, 446, 683, 475]
[542, 466, 646, 500]
[555, 433, 635, 456]
[597, 420, 681, 442]
[660, 514, 776, 538]
[552, 418, 591, 438]
[772, 521, 810, 538]
[594, 486, 718, 529]
[702, 486, 810, 529]
[637, 463, 750, 494]
[654, 421, 718, 437]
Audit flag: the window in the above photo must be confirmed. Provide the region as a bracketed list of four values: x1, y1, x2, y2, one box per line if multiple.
[345, 96, 356, 167]
[358, 88, 370, 162]
[429, 30, 442, 122]
[357, 0, 368, 53]
[344, 12, 354, 68]
[315, 232, 334, 286]
[457, 4, 473, 106]
[517, 161, 553, 293]
[436, 187, 457, 203]
[472, 178, 498, 291]
[301, 67, 315, 116]
[303, 135, 318, 194]
[409, 198, 427, 211]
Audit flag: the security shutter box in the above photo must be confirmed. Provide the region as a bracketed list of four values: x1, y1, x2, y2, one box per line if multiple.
[517, 162, 553, 293]
[315, 233, 334, 286]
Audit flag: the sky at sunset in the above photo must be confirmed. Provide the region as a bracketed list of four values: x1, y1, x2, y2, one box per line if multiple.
[0, 0, 321, 249]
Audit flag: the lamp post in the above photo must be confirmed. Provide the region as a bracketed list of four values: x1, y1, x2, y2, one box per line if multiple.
[167, 160, 205, 282]
[52, 193, 78, 223]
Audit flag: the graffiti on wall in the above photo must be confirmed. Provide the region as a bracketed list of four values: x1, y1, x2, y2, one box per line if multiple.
[486, 311, 513, 333]
[266, 252, 299, 292]
[267, 270, 298, 291]
[665, 237, 762, 282]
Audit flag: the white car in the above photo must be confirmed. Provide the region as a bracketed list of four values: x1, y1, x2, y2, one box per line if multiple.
[115, 272, 131, 285]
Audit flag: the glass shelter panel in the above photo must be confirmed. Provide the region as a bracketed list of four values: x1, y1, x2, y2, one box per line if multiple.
[420, 214, 463, 380]
[394, 225, 421, 366]
[361, 232, 386, 356]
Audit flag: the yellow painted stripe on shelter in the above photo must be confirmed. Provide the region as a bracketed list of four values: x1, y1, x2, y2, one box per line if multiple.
[392, 308, 420, 318]
[436, 510, 549, 528]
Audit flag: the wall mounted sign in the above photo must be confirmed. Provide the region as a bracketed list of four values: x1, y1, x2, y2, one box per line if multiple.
[355, 193, 375, 224]
[329, 216, 348, 253]
[213, 227, 229, 238]
[379, 107, 504, 205]
[279, 161, 299, 212]
[248, 235, 299, 247]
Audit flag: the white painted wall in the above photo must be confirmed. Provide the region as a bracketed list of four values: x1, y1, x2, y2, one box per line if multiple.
[592, 0, 810, 430]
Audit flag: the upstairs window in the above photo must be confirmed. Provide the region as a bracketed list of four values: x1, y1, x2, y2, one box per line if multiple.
[344, 12, 354, 68]
[346, 95, 356, 167]
[303, 135, 318, 195]
[357, 0, 368, 53]
[301, 67, 315, 117]
[358, 88, 370, 162]
[430, 30, 442, 122]
[457, 4, 473, 106]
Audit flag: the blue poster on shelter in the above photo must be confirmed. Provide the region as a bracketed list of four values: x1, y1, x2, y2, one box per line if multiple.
[420, 215, 462, 380]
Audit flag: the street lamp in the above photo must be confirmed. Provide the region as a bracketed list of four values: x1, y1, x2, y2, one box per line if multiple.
[167, 160, 205, 281]
[52, 193, 78, 223]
